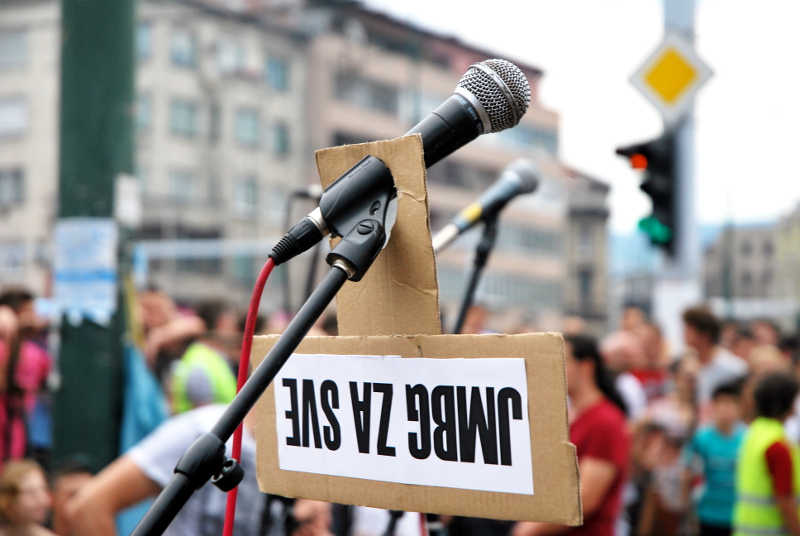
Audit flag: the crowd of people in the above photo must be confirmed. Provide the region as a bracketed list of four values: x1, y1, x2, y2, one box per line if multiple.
[2, 282, 800, 536]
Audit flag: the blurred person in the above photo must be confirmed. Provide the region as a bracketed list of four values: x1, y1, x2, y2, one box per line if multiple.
[460, 305, 489, 335]
[514, 335, 629, 536]
[682, 308, 748, 409]
[640, 357, 699, 443]
[139, 289, 205, 382]
[601, 330, 647, 419]
[621, 306, 648, 332]
[636, 434, 685, 536]
[65, 403, 328, 536]
[748, 345, 790, 376]
[49, 461, 92, 536]
[729, 327, 757, 363]
[170, 300, 238, 414]
[720, 321, 740, 351]
[561, 316, 585, 336]
[0, 289, 51, 467]
[779, 335, 800, 365]
[733, 372, 800, 536]
[631, 323, 671, 403]
[682, 382, 746, 536]
[0, 459, 54, 536]
[751, 319, 781, 347]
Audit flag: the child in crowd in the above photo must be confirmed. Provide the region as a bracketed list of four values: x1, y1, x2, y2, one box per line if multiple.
[0, 459, 54, 535]
[683, 381, 746, 536]
[733, 372, 800, 536]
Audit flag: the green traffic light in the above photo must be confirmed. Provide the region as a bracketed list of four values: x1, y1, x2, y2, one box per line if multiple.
[638, 216, 673, 244]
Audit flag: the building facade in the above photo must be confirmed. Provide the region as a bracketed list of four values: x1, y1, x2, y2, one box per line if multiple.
[0, 0, 610, 330]
[703, 223, 776, 300]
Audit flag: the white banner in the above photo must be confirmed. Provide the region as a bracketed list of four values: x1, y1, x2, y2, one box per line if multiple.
[274, 354, 533, 495]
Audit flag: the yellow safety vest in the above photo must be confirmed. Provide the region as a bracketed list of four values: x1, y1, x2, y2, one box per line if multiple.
[171, 342, 237, 414]
[734, 417, 800, 536]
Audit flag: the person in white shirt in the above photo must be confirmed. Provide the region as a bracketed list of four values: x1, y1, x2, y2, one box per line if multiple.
[682, 307, 748, 409]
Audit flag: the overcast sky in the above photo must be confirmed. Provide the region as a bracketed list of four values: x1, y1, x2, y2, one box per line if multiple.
[363, 0, 800, 233]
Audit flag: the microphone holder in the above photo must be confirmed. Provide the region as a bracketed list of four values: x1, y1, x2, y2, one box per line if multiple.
[452, 216, 499, 335]
[131, 207, 390, 536]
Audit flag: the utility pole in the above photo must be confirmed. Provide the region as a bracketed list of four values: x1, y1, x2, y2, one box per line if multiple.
[53, 0, 135, 471]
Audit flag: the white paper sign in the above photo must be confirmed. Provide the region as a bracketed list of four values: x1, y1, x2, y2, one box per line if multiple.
[274, 354, 534, 495]
[53, 218, 118, 325]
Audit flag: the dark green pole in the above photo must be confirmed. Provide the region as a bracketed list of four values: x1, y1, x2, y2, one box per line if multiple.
[54, 0, 135, 472]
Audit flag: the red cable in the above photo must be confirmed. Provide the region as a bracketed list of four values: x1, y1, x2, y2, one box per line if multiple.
[223, 257, 276, 536]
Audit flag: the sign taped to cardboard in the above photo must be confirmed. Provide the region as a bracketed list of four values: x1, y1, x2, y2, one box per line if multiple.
[254, 333, 581, 525]
[274, 353, 533, 495]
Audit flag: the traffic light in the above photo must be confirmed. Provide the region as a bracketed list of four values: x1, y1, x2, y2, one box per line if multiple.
[616, 133, 677, 255]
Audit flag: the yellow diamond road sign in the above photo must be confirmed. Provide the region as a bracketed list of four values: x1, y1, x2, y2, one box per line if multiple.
[631, 32, 712, 126]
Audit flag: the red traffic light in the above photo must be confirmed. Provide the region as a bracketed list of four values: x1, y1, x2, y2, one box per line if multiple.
[630, 154, 648, 170]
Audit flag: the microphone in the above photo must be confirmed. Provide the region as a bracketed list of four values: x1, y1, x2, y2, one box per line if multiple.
[431, 158, 541, 253]
[269, 59, 531, 266]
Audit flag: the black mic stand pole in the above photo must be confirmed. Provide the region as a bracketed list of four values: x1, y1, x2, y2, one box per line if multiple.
[452, 216, 498, 335]
[131, 215, 388, 536]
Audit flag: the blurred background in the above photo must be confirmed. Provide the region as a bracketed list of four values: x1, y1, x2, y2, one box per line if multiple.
[1, 1, 800, 534]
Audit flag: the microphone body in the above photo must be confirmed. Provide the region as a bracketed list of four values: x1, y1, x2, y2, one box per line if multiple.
[432, 159, 541, 253]
[270, 59, 532, 266]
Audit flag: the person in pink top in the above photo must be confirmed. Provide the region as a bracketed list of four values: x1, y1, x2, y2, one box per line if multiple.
[0, 289, 50, 466]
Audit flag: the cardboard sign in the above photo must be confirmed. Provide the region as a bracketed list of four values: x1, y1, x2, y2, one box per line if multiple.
[254, 135, 580, 525]
[254, 334, 579, 524]
[273, 354, 533, 495]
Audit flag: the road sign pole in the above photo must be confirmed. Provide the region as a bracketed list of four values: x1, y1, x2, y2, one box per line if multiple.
[652, 0, 702, 353]
[53, 0, 135, 471]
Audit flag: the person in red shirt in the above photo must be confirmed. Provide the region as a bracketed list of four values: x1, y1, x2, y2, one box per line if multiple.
[514, 335, 631, 536]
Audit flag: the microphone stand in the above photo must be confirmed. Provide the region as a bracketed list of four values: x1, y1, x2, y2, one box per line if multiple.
[131, 211, 388, 536]
[452, 216, 498, 335]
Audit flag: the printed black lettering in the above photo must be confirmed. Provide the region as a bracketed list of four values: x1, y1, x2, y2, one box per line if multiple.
[457, 386, 498, 464]
[431, 385, 458, 461]
[320, 380, 341, 450]
[406, 384, 431, 459]
[498, 387, 523, 466]
[302, 379, 323, 448]
[373, 383, 396, 457]
[283, 378, 301, 447]
[350, 381, 372, 454]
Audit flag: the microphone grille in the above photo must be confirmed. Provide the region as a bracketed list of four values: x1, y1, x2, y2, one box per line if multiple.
[457, 59, 531, 133]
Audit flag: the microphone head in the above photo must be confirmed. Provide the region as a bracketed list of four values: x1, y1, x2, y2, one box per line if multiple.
[504, 158, 540, 194]
[457, 59, 531, 133]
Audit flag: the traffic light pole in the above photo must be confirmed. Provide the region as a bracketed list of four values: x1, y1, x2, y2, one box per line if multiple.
[53, 0, 135, 471]
[652, 0, 703, 352]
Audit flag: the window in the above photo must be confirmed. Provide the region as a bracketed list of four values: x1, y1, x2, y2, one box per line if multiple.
[170, 99, 198, 137]
[233, 176, 258, 217]
[170, 28, 197, 67]
[234, 109, 260, 147]
[266, 56, 289, 91]
[217, 40, 245, 77]
[168, 169, 196, 204]
[334, 71, 398, 116]
[0, 169, 24, 207]
[0, 30, 26, 69]
[136, 94, 152, 131]
[0, 241, 25, 274]
[209, 103, 220, 142]
[232, 256, 256, 285]
[494, 124, 558, 154]
[137, 22, 152, 60]
[763, 241, 774, 257]
[740, 241, 752, 256]
[272, 121, 289, 156]
[577, 223, 593, 259]
[0, 98, 27, 137]
[578, 269, 593, 310]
